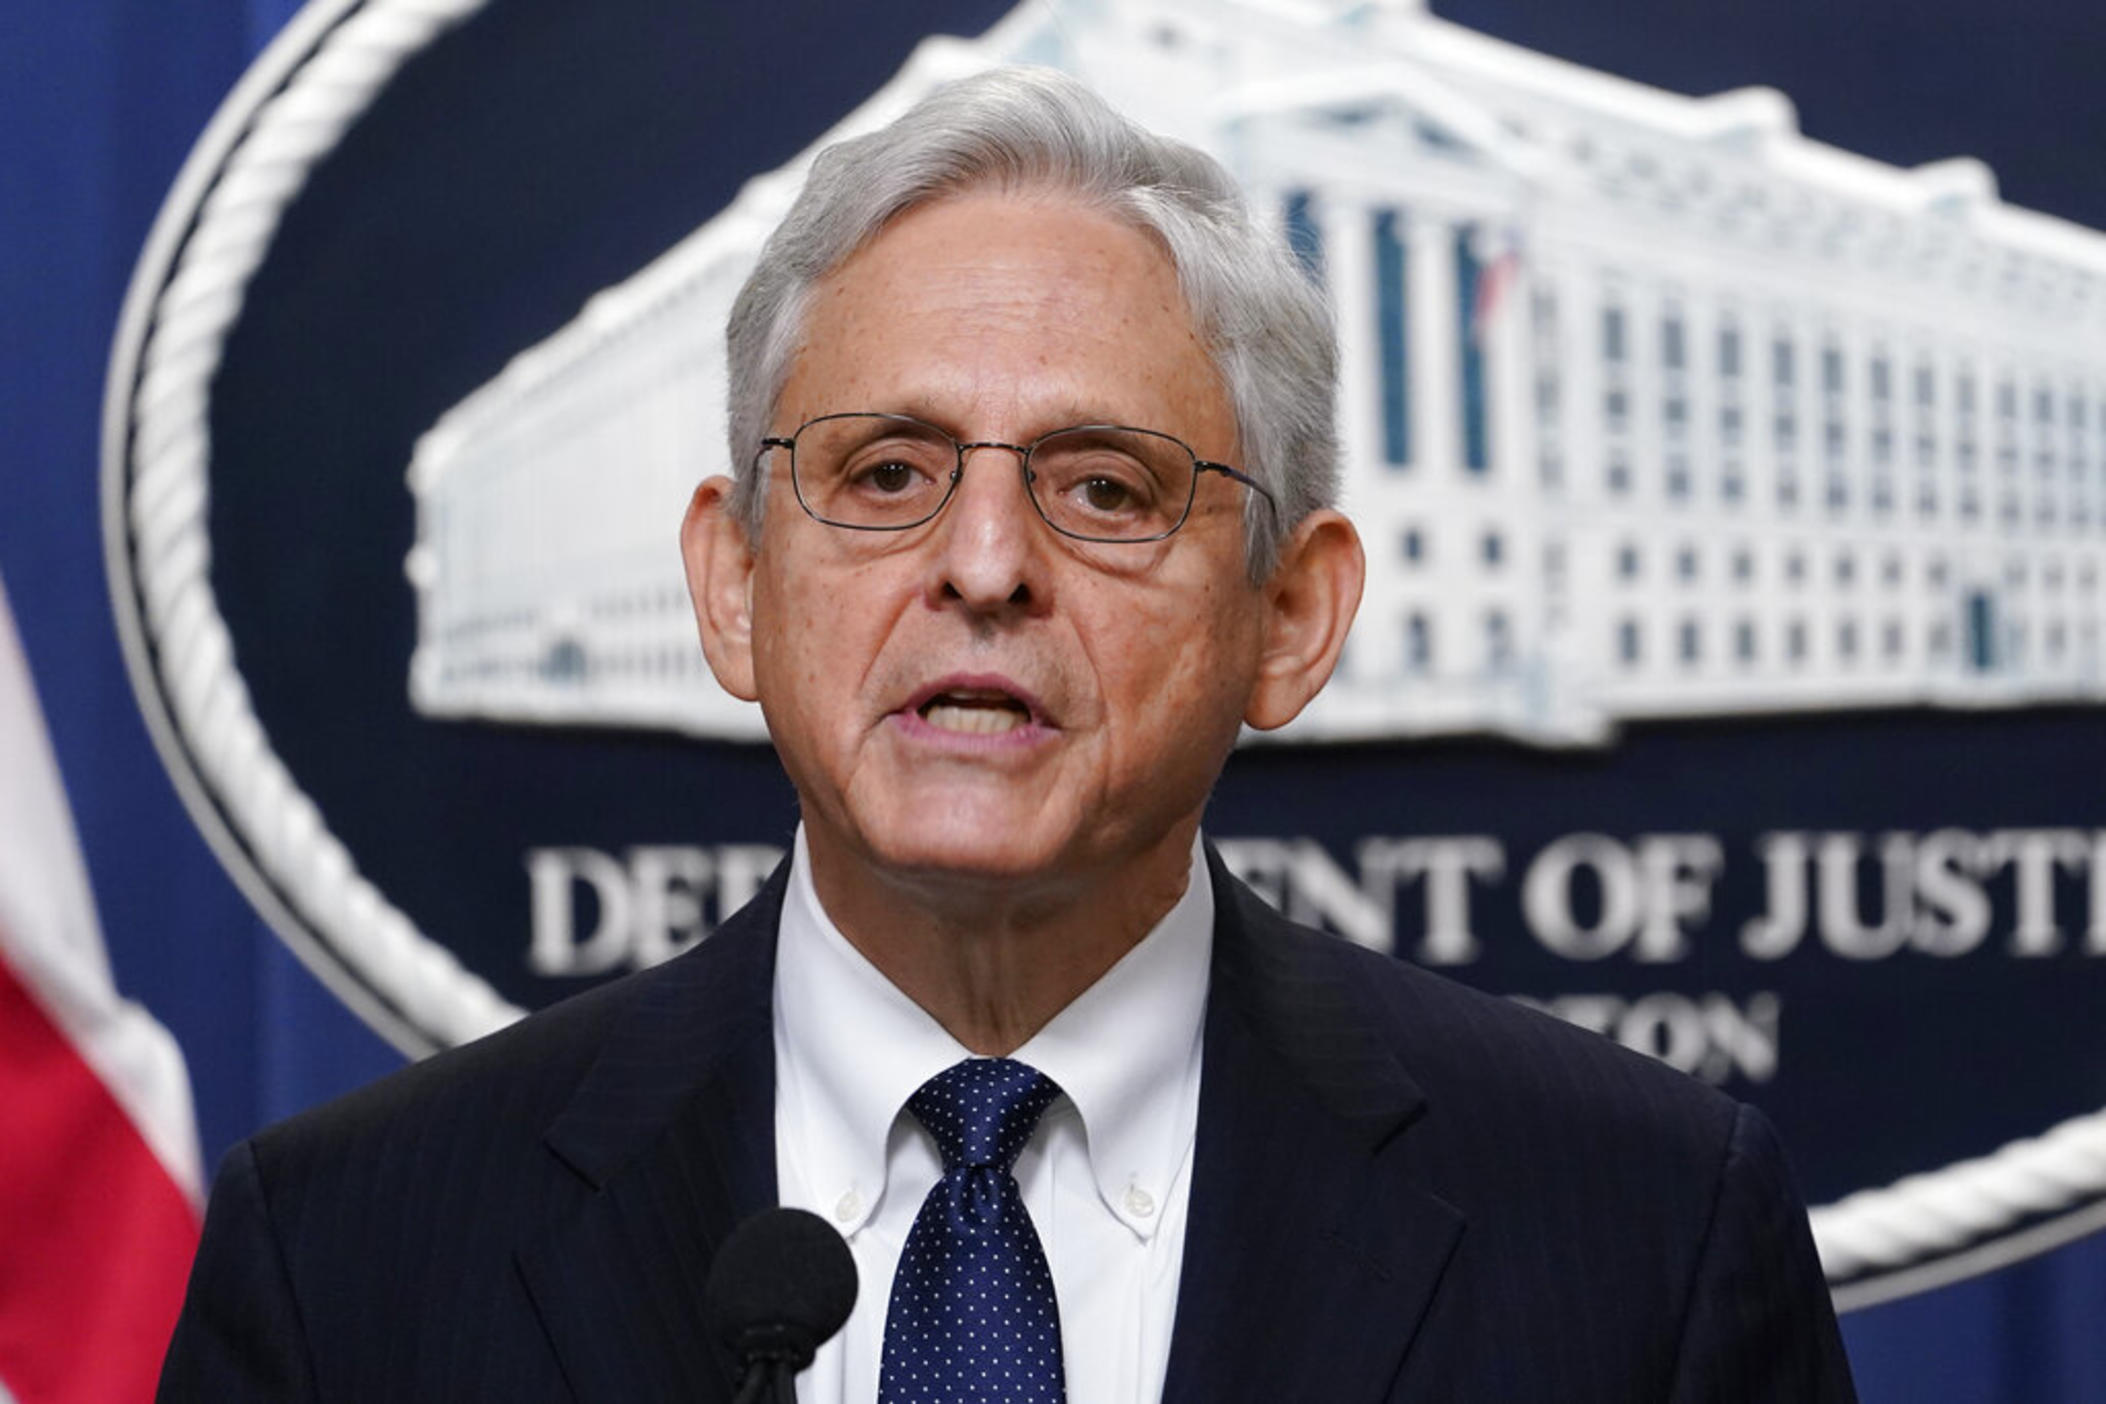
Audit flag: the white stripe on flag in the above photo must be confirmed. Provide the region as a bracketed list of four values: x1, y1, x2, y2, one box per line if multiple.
[0, 575, 202, 1203]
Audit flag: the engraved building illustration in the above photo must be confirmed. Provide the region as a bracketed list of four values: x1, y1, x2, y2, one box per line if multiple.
[404, 0, 2106, 746]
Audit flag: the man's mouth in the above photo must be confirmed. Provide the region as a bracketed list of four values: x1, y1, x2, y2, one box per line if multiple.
[917, 690, 1034, 736]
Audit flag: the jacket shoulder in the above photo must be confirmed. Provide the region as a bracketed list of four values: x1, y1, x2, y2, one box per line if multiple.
[254, 950, 629, 1163]
[246, 890, 776, 1181]
[1215, 864, 1743, 1160]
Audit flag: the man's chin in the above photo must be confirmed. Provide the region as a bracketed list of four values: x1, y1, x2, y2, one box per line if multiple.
[862, 828, 1078, 890]
[820, 801, 1099, 895]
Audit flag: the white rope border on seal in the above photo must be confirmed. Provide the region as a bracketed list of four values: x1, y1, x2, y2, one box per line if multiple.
[114, 0, 518, 1051]
[102, 0, 2106, 1296]
[1815, 1104, 2106, 1305]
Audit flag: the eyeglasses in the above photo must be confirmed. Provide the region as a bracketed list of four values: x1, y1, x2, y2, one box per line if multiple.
[757, 412, 1276, 544]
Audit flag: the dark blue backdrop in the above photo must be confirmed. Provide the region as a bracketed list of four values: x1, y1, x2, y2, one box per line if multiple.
[5, 1, 2105, 1398]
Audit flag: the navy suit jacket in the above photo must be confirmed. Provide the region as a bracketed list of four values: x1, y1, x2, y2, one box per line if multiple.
[160, 851, 1855, 1401]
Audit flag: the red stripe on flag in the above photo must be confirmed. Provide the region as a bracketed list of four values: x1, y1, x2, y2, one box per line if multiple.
[0, 950, 199, 1404]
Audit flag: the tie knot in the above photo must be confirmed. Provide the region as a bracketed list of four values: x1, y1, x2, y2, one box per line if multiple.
[909, 1058, 1061, 1174]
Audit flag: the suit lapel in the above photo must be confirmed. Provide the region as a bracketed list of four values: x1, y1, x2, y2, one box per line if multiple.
[1161, 853, 1465, 1404]
[513, 849, 1462, 1401]
[516, 865, 786, 1404]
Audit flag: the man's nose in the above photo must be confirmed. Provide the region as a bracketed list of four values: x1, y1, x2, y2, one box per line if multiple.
[928, 444, 1045, 611]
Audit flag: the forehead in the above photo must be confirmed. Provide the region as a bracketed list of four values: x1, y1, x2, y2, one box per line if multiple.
[776, 189, 1234, 448]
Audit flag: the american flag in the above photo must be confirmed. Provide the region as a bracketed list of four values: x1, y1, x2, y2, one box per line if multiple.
[0, 573, 201, 1403]
[1471, 225, 1525, 344]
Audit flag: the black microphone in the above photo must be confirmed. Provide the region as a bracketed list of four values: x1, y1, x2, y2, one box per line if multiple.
[704, 1207, 859, 1404]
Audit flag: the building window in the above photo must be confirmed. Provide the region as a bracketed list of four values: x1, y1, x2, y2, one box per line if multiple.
[1676, 547, 1698, 581]
[1603, 304, 1627, 363]
[1838, 619, 1860, 661]
[1835, 553, 1856, 588]
[1735, 620, 1757, 662]
[1719, 324, 1742, 379]
[1662, 313, 1686, 370]
[1787, 619, 1808, 663]
[1884, 619, 1905, 660]
[1283, 189, 1323, 281]
[1532, 288, 1558, 335]
[2097, 386, 2106, 476]
[1535, 374, 1560, 416]
[1773, 336, 1795, 388]
[1822, 343, 1845, 395]
[1678, 619, 1701, 665]
[1618, 543, 1641, 580]
[1374, 209, 1411, 466]
[1455, 228, 1489, 472]
[1402, 527, 1425, 564]
[1617, 617, 1642, 666]
[1481, 531, 1504, 568]
[1405, 611, 1434, 671]
[1732, 549, 1754, 583]
[1485, 610, 1513, 670]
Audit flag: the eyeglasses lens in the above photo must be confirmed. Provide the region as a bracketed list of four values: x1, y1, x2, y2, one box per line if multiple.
[790, 415, 1197, 542]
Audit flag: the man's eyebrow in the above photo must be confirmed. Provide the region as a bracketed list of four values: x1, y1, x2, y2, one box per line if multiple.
[873, 400, 1135, 436]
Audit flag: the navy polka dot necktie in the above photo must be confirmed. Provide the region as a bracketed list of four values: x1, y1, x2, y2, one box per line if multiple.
[878, 1057, 1067, 1403]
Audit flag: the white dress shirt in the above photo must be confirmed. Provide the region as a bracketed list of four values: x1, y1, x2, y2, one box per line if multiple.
[773, 826, 1212, 1404]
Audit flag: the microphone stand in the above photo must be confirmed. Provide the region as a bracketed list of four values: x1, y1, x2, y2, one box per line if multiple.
[729, 1349, 803, 1404]
[707, 1206, 855, 1404]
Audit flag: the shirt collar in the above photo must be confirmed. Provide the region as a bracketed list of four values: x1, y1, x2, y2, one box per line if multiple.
[773, 826, 1212, 1241]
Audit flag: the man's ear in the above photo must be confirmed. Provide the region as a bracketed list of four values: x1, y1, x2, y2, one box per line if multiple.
[1245, 508, 1365, 731]
[680, 476, 760, 703]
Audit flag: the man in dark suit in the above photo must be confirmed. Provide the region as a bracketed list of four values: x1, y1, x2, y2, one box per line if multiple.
[161, 67, 1855, 1401]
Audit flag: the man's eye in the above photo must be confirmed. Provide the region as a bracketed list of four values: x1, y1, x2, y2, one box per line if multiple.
[860, 460, 919, 494]
[1080, 476, 1136, 513]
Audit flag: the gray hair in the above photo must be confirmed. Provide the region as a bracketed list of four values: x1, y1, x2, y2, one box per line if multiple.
[724, 66, 1337, 580]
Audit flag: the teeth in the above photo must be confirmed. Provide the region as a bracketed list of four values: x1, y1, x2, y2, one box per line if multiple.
[923, 702, 1027, 735]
